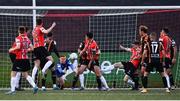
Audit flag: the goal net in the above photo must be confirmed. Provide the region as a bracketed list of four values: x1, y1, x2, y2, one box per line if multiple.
[0, 7, 180, 89]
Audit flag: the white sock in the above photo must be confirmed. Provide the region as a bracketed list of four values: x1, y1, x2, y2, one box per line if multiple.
[100, 76, 109, 89]
[127, 79, 135, 87]
[165, 75, 171, 88]
[79, 74, 84, 88]
[11, 77, 16, 92]
[42, 61, 53, 75]
[32, 66, 38, 81]
[26, 75, 36, 88]
[102, 65, 114, 72]
[15, 72, 21, 88]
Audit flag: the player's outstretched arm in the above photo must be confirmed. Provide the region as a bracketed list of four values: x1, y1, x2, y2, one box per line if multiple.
[119, 45, 131, 52]
[41, 22, 56, 34]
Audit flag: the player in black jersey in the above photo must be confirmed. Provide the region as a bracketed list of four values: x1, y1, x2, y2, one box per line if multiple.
[169, 37, 177, 89]
[139, 25, 150, 88]
[141, 32, 170, 93]
[41, 32, 60, 91]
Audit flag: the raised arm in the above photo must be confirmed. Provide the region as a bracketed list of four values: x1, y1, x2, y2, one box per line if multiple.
[119, 45, 131, 52]
[41, 22, 56, 34]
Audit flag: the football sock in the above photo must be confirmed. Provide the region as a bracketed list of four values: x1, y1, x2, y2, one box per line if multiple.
[11, 77, 16, 92]
[142, 76, 148, 88]
[42, 74, 47, 87]
[42, 61, 53, 75]
[72, 75, 79, 88]
[127, 79, 135, 87]
[169, 74, 174, 86]
[96, 76, 102, 89]
[79, 74, 84, 88]
[26, 75, 36, 88]
[15, 72, 21, 88]
[162, 76, 168, 88]
[165, 75, 171, 88]
[32, 66, 38, 81]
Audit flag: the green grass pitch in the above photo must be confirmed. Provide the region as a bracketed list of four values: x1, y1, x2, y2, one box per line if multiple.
[0, 52, 178, 88]
[0, 89, 180, 100]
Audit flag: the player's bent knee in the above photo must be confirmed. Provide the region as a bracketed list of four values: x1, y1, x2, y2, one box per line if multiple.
[47, 56, 54, 62]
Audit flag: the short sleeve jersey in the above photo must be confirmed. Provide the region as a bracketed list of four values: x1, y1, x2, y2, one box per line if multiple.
[15, 34, 31, 59]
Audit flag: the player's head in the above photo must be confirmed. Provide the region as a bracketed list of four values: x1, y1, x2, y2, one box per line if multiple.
[86, 32, 93, 40]
[139, 25, 148, 36]
[60, 55, 67, 64]
[150, 32, 157, 41]
[36, 19, 43, 26]
[132, 41, 140, 48]
[18, 26, 25, 34]
[161, 27, 169, 36]
[46, 32, 53, 43]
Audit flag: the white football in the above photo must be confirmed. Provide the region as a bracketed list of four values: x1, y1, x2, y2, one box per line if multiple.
[69, 53, 78, 60]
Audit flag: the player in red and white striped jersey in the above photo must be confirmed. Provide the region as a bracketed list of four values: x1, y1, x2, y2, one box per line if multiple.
[31, 19, 56, 91]
[6, 26, 38, 95]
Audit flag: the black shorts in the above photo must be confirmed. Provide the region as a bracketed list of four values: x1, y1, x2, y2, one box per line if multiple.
[9, 53, 16, 63]
[89, 60, 100, 71]
[121, 62, 137, 77]
[164, 58, 172, 69]
[80, 59, 89, 66]
[80, 59, 100, 71]
[146, 59, 163, 73]
[12, 59, 30, 72]
[33, 46, 50, 60]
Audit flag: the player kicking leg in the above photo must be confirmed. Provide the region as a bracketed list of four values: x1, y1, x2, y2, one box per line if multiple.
[102, 42, 141, 90]
[32, 19, 56, 82]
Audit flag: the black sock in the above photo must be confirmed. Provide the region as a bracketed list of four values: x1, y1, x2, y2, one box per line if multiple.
[51, 70, 56, 85]
[162, 76, 168, 88]
[72, 75, 79, 88]
[169, 74, 174, 86]
[96, 76, 101, 89]
[42, 74, 47, 87]
[35, 71, 38, 84]
[18, 74, 22, 88]
[133, 76, 139, 89]
[61, 85, 64, 90]
[142, 76, 148, 88]
[141, 75, 144, 87]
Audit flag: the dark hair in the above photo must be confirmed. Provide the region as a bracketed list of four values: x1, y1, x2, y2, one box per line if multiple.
[47, 32, 53, 37]
[36, 19, 42, 25]
[162, 27, 169, 34]
[86, 32, 93, 39]
[18, 26, 25, 34]
[139, 25, 148, 33]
